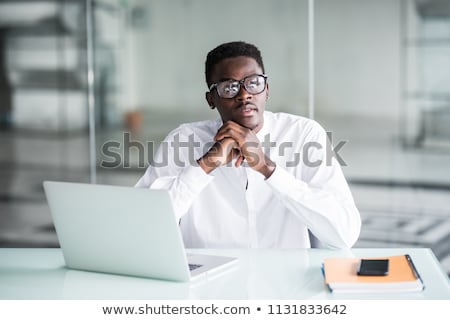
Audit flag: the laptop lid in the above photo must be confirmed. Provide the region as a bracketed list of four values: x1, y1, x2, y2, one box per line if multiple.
[43, 181, 199, 282]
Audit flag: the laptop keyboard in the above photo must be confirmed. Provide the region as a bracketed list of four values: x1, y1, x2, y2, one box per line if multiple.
[189, 263, 203, 271]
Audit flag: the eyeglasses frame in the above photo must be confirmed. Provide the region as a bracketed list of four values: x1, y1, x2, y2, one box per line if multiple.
[209, 74, 268, 99]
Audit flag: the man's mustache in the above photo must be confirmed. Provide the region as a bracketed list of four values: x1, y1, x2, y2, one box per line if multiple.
[236, 102, 257, 109]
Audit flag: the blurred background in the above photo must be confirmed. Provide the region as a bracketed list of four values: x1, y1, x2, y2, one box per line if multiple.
[0, 0, 449, 276]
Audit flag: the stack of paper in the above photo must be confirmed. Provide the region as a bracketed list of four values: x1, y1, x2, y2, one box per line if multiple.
[323, 254, 424, 293]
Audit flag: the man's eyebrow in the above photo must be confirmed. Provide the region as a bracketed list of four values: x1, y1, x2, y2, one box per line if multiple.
[217, 77, 236, 82]
[217, 73, 261, 83]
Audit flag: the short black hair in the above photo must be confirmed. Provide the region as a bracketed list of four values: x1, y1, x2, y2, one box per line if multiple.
[205, 41, 265, 87]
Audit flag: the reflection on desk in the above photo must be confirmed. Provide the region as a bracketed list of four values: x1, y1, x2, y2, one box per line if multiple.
[0, 248, 449, 299]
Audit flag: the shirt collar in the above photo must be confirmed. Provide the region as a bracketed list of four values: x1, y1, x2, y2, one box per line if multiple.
[256, 111, 270, 142]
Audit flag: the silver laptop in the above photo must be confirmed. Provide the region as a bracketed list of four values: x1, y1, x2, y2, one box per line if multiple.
[43, 181, 237, 282]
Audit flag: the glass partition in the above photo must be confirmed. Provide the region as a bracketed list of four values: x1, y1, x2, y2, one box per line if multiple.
[92, 0, 310, 186]
[1, 0, 449, 278]
[315, 0, 450, 275]
[0, 0, 90, 247]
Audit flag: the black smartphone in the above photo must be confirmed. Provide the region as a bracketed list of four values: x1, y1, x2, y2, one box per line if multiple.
[357, 259, 389, 276]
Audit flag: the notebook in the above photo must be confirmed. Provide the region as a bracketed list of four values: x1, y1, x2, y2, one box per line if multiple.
[322, 254, 424, 293]
[43, 181, 237, 282]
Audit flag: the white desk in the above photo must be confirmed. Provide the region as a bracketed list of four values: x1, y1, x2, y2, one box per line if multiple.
[0, 248, 449, 299]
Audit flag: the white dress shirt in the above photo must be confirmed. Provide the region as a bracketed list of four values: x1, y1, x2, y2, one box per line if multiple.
[135, 111, 361, 249]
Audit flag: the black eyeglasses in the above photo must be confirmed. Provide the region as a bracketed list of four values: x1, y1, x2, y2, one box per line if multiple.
[209, 74, 268, 99]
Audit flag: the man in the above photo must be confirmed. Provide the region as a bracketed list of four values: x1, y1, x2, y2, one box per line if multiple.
[136, 41, 361, 249]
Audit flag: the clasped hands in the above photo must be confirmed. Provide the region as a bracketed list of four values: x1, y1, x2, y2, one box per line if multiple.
[197, 121, 275, 178]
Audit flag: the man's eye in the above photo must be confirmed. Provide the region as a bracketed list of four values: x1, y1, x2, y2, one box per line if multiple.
[224, 83, 239, 93]
[246, 77, 262, 87]
[247, 80, 258, 88]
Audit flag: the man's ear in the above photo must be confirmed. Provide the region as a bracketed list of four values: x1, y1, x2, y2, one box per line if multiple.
[265, 83, 270, 101]
[205, 91, 215, 109]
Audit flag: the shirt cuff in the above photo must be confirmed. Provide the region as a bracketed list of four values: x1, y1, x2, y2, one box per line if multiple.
[265, 165, 309, 195]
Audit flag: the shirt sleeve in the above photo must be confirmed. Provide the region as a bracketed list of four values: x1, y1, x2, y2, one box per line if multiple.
[265, 123, 361, 249]
[135, 128, 214, 221]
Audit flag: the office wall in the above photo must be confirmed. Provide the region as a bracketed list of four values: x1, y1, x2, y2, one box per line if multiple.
[315, 0, 401, 119]
[120, 0, 309, 117]
[114, 0, 401, 121]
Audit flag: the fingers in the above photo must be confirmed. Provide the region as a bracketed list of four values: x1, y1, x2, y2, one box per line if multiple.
[212, 138, 240, 164]
[220, 137, 239, 152]
[235, 155, 245, 167]
[214, 121, 248, 143]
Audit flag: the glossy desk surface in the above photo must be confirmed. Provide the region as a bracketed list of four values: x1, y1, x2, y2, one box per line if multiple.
[1, 248, 449, 299]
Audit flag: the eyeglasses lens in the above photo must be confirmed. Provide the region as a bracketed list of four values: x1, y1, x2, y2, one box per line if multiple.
[217, 75, 266, 98]
[218, 81, 240, 98]
[244, 75, 265, 94]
